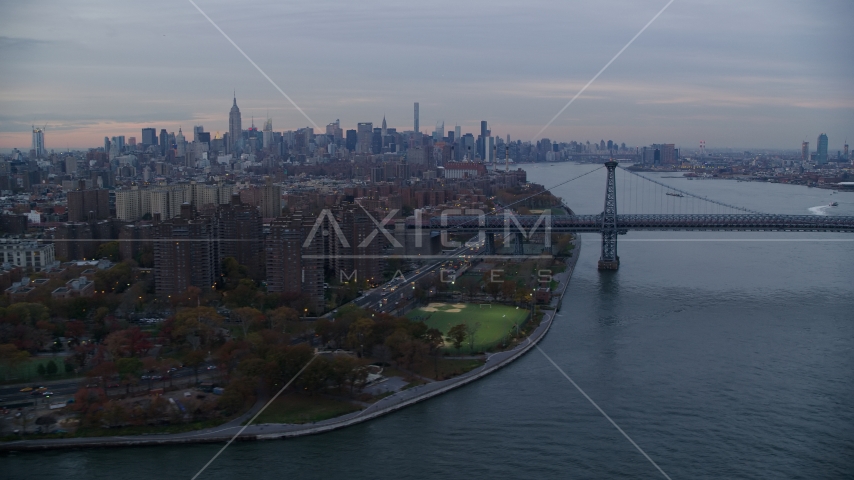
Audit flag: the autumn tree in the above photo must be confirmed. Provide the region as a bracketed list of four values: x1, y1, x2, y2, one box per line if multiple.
[116, 357, 142, 394]
[346, 318, 375, 358]
[268, 306, 299, 334]
[232, 307, 266, 338]
[164, 307, 224, 350]
[183, 350, 207, 385]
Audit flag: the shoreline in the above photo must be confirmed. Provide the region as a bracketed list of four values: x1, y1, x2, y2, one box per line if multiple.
[0, 238, 582, 453]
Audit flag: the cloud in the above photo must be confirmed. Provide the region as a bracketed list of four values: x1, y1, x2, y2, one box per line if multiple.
[0, 0, 851, 149]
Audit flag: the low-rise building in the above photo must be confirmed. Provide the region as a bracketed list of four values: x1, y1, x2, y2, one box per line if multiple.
[0, 238, 55, 271]
[52, 276, 95, 299]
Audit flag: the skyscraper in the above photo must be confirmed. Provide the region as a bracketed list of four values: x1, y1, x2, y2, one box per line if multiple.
[414, 102, 419, 133]
[801, 141, 809, 162]
[345, 129, 357, 151]
[229, 94, 242, 155]
[159, 129, 168, 155]
[142, 127, 157, 147]
[381, 115, 387, 137]
[357, 122, 373, 153]
[816, 133, 828, 164]
[31, 126, 45, 158]
[193, 125, 205, 143]
[478, 120, 488, 159]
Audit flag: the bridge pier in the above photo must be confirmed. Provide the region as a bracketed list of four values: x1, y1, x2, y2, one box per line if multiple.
[513, 232, 524, 256]
[485, 232, 496, 255]
[598, 161, 620, 271]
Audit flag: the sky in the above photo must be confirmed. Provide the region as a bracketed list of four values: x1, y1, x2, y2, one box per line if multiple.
[0, 0, 852, 152]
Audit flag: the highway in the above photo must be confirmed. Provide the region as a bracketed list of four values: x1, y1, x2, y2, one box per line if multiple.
[351, 238, 485, 315]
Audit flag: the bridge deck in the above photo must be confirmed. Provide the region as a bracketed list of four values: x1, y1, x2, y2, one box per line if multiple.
[430, 214, 854, 233]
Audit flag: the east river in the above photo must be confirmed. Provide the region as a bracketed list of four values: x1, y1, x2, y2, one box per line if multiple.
[4, 163, 853, 479]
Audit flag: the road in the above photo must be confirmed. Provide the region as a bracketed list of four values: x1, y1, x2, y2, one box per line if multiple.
[0, 365, 219, 409]
[351, 239, 485, 315]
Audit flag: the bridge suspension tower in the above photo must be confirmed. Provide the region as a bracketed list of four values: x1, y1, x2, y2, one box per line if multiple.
[598, 161, 620, 270]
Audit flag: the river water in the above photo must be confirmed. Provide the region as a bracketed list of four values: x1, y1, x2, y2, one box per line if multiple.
[4, 164, 854, 479]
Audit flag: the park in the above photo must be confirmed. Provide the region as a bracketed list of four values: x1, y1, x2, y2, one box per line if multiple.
[406, 303, 530, 353]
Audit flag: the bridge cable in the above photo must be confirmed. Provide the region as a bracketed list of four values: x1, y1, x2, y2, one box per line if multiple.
[618, 166, 765, 215]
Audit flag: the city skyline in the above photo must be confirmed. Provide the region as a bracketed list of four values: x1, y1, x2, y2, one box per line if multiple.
[1, 0, 852, 150]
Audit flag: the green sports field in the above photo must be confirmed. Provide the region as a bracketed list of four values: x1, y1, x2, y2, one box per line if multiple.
[406, 303, 529, 352]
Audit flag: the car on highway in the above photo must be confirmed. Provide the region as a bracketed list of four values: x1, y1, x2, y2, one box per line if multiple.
[19, 387, 33, 393]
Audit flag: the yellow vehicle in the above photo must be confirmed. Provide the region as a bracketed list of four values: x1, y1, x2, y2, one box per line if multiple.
[19, 387, 33, 392]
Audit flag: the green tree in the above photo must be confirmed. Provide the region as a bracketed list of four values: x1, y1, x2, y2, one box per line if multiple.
[448, 324, 468, 355]
[0, 344, 31, 381]
[465, 322, 481, 353]
[46, 359, 58, 376]
[37, 363, 46, 376]
[95, 241, 120, 262]
[425, 328, 444, 378]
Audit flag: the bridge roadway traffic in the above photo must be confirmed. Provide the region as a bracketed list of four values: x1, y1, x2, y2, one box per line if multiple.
[430, 214, 854, 233]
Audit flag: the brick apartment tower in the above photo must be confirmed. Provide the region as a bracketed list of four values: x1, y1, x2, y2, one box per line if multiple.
[218, 194, 265, 281]
[153, 204, 218, 295]
[266, 212, 324, 315]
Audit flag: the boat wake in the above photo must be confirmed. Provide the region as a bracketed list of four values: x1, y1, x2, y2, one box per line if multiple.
[808, 205, 830, 216]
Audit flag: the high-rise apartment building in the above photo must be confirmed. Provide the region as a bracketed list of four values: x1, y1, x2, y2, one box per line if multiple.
[266, 212, 324, 314]
[153, 204, 218, 295]
[801, 141, 810, 162]
[31, 126, 45, 158]
[218, 194, 264, 281]
[816, 133, 828, 164]
[259, 176, 282, 218]
[67, 188, 110, 222]
[331, 205, 383, 287]
[229, 95, 242, 155]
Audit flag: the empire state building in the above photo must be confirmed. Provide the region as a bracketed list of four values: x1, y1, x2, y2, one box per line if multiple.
[228, 94, 242, 155]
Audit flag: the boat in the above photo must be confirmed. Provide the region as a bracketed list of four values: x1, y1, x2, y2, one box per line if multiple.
[666, 192, 684, 197]
[829, 202, 838, 207]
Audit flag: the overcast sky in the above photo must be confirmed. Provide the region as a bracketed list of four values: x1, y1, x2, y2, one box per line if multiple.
[1, 0, 852, 151]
